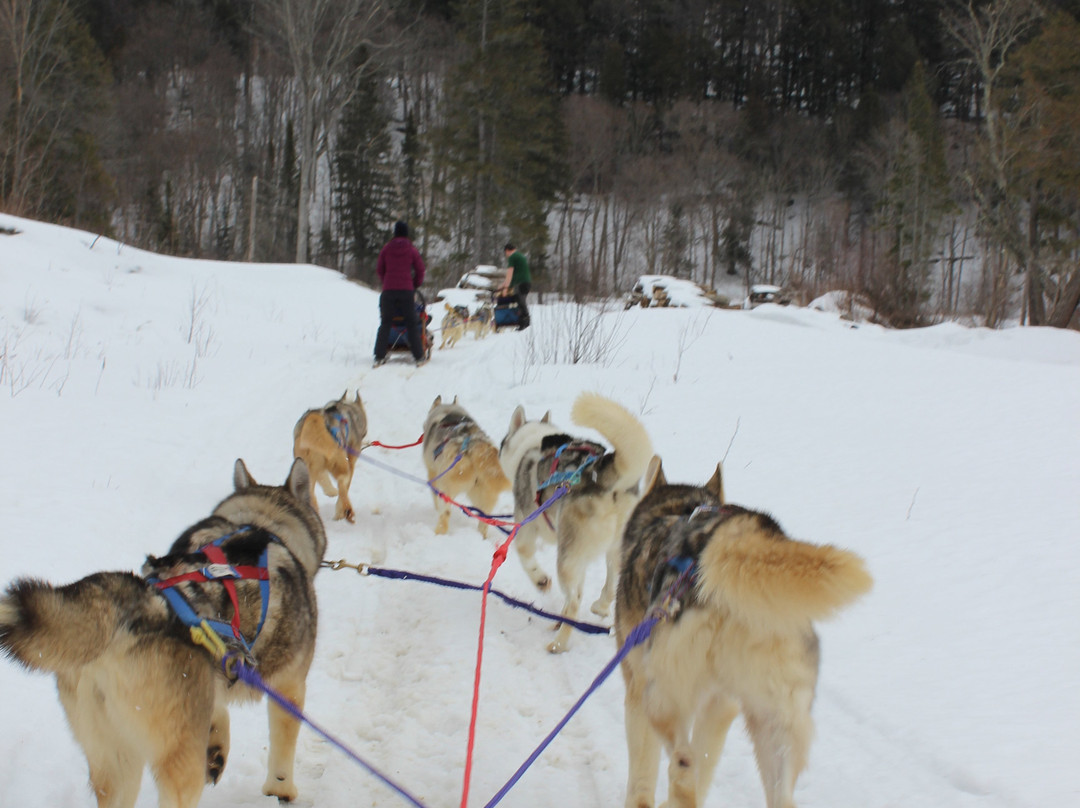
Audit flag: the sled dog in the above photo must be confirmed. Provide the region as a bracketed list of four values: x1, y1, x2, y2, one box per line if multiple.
[0, 458, 327, 807]
[615, 457, 873, 808]
[439, 304, 467, 349]
[499, 392, 653, 653]
[466, 302, 494, 339]
[293, 390, 367, 522]
[422, 396, 510, 539]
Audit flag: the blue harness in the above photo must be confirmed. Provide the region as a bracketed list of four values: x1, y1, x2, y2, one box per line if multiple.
[147, 527, 276, 654]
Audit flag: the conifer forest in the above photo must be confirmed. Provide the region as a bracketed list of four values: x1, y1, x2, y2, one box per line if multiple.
[2, 0, 1079, 327]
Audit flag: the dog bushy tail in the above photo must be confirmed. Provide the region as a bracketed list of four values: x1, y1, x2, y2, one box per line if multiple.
[696, 514, 873, 633]
[571, 392, 653, 492]
[0, 574, 131, 674]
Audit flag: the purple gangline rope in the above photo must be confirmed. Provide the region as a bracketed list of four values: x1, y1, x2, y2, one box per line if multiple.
[230, 657, 428, 808]
[482, 616, 660, 807]
[363, 566, 610, 636]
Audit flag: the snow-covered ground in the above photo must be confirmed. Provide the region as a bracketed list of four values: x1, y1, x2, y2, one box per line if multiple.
[1, 212, 1078, 807]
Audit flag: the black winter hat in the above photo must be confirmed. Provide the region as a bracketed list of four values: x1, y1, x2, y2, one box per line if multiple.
[393, 221, 409, 238]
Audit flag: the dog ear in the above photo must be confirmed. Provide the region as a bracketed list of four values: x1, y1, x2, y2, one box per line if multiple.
[509, 405, 526, 435]
[355, 392, 363, 403]
[453, 395, 458, 404]
[233, 458, 255, 490]
[705, 462, 725, 504]
[285, 457, 312, 504]
[339, 390, 349, 402]
[642, 455, 665, 495]
[541, 410, 552, 423]
[432, 395, 442, 408]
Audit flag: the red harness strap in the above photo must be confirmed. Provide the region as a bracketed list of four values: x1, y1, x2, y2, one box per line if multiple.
[153, 544, 269, 643]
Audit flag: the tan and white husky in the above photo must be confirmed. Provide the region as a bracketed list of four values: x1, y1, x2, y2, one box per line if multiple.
[422, 395, 510, 539]
[615, 457, 873, 808]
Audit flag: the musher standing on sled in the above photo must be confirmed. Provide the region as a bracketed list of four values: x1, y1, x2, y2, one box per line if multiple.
[373, 220, 427, 366]
[498, 242, 531, 331]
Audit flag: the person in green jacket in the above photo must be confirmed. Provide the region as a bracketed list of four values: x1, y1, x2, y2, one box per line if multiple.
[498, 242, 531, 330]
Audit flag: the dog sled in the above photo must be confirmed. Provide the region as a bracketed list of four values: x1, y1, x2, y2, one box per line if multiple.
[492, 293, 521, 331]
[387, 288, 434, 359]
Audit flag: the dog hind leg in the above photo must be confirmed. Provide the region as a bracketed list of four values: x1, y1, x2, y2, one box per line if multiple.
[432, 487, 452, 534]
[691, 695, 740, 799]
[590, 534, 621, 618]
[315, 469, 338, 497]
[332, 455, 357, 523]
[151, 742, 208, 808]
[622, 661, 662, 808]
[744, 706, 813, 808]
[548, 537, 588, 653]
[205, 695, 230, 784]
[87, 752, 144, 808]
[58, 674, 144, 808]
[652, 711, 697, 808]
[469, 477, 502, 540]
[513, 522, 551, 591]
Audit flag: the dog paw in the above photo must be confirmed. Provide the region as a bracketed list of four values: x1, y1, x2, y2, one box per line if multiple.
[263, 776, 297, 803]
[546, 639, 569, 654]
[590, 601, 611, 618]
[206, 744, 227, 784]
[535, 576, 551, 591]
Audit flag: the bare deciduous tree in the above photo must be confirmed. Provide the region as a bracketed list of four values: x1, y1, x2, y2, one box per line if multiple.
[253, 0, 395, 264]
[0, 0, 96, 215]
[943, 0, 1043, 322]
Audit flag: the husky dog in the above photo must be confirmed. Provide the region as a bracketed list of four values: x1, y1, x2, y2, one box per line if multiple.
[439, 304, 467, 349]
[293, 391, 367, 522]
[615, 457, 873, 808]
[422, 396, 510, 539]
[499, 392, 653, 653]
[0, 459, 327, 807]
[466, 302, 494, 339]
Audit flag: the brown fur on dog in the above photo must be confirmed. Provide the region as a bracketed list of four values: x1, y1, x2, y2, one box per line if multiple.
[0, 458, 327, 808]
[422, 395, 510, 539]
[293, 391, 367, 522]
[615, 457, 871, 808]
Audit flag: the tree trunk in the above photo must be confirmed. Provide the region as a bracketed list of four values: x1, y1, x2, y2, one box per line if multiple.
[247, 175, 258, 262]
[295, 91, 315, 264]
[1048, 270, 1080, 328]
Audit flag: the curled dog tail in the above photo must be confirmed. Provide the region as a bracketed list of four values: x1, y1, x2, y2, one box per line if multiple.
[0, 574, 132, 674]
[571, 392, 654, 492]
[696, 513, 873, 633]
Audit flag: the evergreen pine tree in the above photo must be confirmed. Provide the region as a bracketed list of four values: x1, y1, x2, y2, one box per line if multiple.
[872, 60, 952, 326]
[333, 71, 399, 284]
[438, 0, 566, 273]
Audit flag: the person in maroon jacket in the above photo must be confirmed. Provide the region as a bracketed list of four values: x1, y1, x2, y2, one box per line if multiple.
[373, 220, 427, 366]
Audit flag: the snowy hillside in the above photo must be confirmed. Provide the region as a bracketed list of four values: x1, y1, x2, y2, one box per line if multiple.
[1, 212, 1078, 807]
